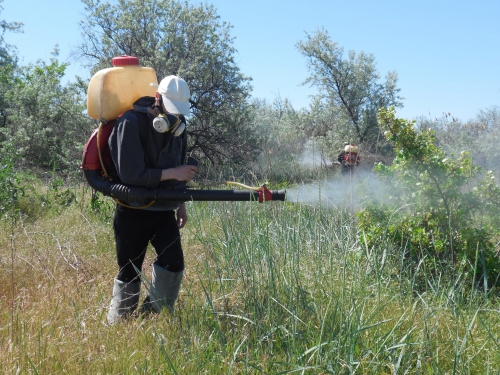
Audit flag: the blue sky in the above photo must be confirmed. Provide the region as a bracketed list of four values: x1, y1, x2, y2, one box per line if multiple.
[2, 0, 499, 121]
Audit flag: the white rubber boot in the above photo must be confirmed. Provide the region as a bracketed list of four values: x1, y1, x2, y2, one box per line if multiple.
[107, 279, 141, 324]
[149, 263, 184, 313]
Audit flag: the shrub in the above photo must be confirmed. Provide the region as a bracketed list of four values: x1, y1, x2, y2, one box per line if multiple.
[0, 147, 23, 216]
[358, 107, 500, 290]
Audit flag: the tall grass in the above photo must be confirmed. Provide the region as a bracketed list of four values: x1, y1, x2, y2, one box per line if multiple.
[1, 185, 499, 373]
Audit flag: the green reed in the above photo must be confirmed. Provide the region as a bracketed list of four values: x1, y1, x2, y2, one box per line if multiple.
[1, 187, 499, 374]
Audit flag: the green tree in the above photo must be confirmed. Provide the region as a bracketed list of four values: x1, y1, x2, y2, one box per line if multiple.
[76, 0, 258, 166]
[0, 0, 22, 67]
[249, 96, 309, 180]
[296, 28, 403, 148]
[358, 107, 500, 289]
[0, 50, 95, 174]
[300, 96, 358, 164]
[418, 107, 500, 177]
[0, 0, 22, 127]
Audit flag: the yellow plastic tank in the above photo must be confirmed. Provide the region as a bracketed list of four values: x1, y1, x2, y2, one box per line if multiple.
[344, 144, 359, 153]
[87, 56, 158, 121]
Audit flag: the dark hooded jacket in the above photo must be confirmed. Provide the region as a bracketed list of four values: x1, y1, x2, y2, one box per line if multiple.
[108, 96, 188, 210]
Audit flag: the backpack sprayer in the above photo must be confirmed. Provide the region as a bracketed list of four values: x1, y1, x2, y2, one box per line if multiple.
[81, 56, 285, 204]
[83, 169, 285, 204]
[82, 153, 286, 204]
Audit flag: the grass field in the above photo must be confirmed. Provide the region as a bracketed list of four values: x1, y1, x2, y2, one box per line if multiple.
[1, 185, 500, 374]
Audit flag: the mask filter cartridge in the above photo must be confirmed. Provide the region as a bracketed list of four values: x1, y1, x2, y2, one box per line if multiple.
[152, 114, 185, 136]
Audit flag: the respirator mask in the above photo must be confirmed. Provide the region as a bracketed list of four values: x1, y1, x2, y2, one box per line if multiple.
[151, 92, 186, 136]
[153, 114, 186, 136]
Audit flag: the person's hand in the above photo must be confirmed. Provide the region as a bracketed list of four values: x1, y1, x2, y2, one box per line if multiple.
[174, 164, 197, 181]
[161, 164, 197, 181]
[177, 203, 188, 229]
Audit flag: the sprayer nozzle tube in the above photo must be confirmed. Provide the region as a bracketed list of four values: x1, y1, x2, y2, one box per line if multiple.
[271, 189, 287, 201]
[83, 170, 286, 203]
[156, 188, 286, 203]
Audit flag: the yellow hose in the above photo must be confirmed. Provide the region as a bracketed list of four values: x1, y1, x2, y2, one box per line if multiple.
[225, 181, 260, 191]
[192, 181, 261, 191]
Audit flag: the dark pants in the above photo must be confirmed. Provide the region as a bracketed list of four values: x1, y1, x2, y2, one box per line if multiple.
[113, 205, 185, 283]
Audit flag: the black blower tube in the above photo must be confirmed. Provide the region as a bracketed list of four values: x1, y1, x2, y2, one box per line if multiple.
[83, 170, 286, 203]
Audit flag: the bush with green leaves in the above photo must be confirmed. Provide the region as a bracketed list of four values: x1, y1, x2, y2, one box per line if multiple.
[247, 97, 311, 181]
[358, 107, 500, 290]
[0, 53, 94, 175]
[416, 106, 500, 177]
[0, 148, 23, 216]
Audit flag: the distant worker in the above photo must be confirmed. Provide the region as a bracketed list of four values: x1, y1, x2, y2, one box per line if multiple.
[337, 142, 360, 174]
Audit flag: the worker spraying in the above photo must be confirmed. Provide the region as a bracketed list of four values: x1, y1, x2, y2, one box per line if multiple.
[336, 141, 360, 174]
[81, 56, 285, 324]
